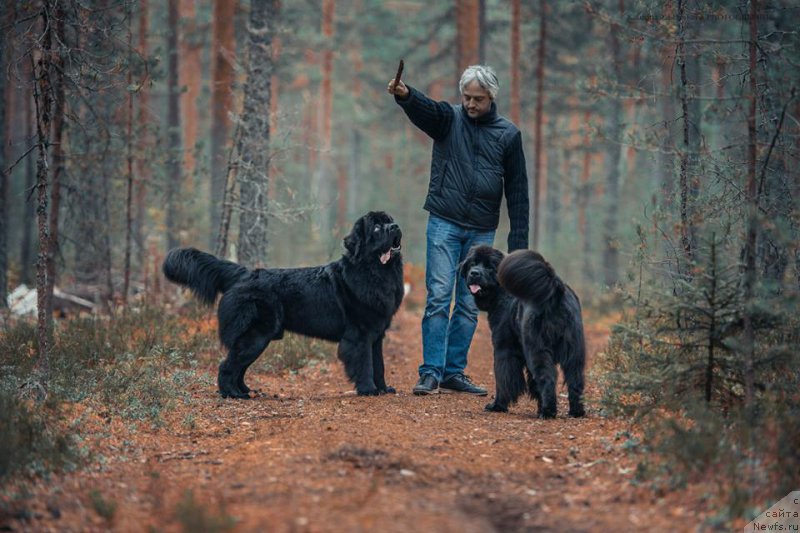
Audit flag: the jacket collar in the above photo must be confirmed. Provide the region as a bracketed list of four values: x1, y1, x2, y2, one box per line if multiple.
[460, 101, 498, 124]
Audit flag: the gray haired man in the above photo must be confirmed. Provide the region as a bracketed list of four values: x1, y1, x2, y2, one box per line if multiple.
[387, 65, 530, 395]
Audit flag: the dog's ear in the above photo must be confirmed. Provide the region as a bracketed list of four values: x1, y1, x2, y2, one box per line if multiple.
[344, 216, 366, 257]
[489, 247, 506, 267]
[459, 246, 481, 278]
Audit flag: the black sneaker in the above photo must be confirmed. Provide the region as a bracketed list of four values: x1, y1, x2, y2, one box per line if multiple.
[439, 374, 488, 396]
[412, 374, 439, 395]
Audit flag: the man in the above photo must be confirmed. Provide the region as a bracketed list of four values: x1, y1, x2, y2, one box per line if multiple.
[387, 65, 530, 396]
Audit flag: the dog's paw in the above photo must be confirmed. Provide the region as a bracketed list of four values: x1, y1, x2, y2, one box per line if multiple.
[485, 401, 508, 412]
[357, 388, 380, 396]
[538, 410, 557, 419]
[568, 407, 586, 418]
[378, 386, 396, 395]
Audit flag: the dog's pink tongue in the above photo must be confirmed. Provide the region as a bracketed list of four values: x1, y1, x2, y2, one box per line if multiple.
[469, 284, 481, 294]
[380, 251, 391, 264]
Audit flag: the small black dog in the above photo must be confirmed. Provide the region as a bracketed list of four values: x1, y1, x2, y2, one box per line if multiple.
[460, 246, 586, 418]
[163, 211, 404, 399]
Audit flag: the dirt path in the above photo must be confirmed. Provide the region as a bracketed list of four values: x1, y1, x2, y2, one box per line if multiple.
[5, 308, 712, 532]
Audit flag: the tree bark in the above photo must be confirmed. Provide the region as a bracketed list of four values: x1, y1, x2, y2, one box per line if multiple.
[237, 0, 277, 268]
[31, 2, 56, 393]
[210, 0, 236, 248]
[134, 0, 150, 262]
[579, 111, 594, 283]
[21, 70, 36, 287]
[45, 3, 66, 317]
[179, 0, 201, 183]
[509, 0, 521, 126]
[268, 35, 281, 201]
[478, 0, 486, 63]
[345, 25, 361, 223]
[676, 0, 693, 265]
[455, 0, 480, 81]
[602, 1, 623, 287]
[166, 0, 183, 252]
[314, 0, 335, 237]
[532, 0, 546, 249]
[658, 2, 675, 213]
[123, 3, 134, 303]
[0, 3, 9, 308]
[742, 0, 759, 409]
[705, 235, 717, 403]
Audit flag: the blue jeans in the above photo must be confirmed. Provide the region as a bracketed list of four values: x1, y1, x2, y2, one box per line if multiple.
[420, 215, 496, 382]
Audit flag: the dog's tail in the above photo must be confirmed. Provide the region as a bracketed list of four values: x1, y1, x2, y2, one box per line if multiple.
[497, 250, 564, 307]
[163, 247, 249, 305]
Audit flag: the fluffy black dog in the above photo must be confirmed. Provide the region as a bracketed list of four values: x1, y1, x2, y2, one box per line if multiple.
[460, 245, 586, 418]
[163, 211, 404, 399]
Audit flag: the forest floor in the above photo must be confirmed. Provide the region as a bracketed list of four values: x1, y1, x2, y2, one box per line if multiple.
[2, 303, 726, 532]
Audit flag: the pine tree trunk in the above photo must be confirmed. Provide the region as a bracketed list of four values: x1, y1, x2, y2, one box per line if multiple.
[657, 2, 677, 272]
[21, 81, 36, 286]
[336, 163, 347, 231]
[705, 235, 717, 403]
[32, 2, 56, 394]
[478, 0, 486, 63]
[623, 42, 642, 200]
[509, 0, 521, 126]
[0, 4, 9, 308]
[315, 0, 335, 237]
[455, 0, 480, 80]
[45, 4, 66, 316]
[210, 0, 235, 248]
[134, 0, 150, 262]
[742, 0, 759, 409]
[546, 116, 562, 247]
[532, 0, 546, 249]
[676, 0, 693, 265]
[237, 0, 277, 268]
[268, 35, 281, 201]
[345, 27, 362, 222]
[347, 129, 361, 222]
[123, 4, 135, 303]
[579, 111, 594, 284]
[602, 2, 623, 287]
[794, 99, 800, 289]
[179, 0, 201, 184]
[166, 0, 183, 252]
[658, 18, 675, 212]
[428, 39, 444, 101]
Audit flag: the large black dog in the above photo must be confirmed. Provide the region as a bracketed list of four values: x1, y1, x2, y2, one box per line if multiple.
[460, 246, 586, 418]
[163, 211, 404, 399]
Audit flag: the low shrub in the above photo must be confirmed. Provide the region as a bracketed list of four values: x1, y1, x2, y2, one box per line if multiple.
[598, 230, 800, 524]
[0, 388, 77, 481]
[175, 489, 236, 533]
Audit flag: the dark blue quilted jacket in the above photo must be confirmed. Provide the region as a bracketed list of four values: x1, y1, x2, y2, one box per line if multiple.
[395, 86, 530, 252]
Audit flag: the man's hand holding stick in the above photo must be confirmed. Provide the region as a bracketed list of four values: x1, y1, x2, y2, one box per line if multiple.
[387, 59, 409, 98]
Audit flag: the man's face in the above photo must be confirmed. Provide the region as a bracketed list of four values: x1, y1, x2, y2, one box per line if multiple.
[461, 80, 493, 118]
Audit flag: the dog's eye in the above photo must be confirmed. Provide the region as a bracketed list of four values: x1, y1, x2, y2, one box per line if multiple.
[373, 225, 381, 232]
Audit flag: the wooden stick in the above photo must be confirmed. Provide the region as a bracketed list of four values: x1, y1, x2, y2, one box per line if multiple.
[393, 59, 404, 88]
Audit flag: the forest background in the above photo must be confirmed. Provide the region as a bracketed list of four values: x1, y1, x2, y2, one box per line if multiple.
[1, 0, 797, 302]
[1, 0, 799, 529]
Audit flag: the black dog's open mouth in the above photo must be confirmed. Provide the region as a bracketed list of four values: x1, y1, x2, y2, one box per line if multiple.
[469, 284, 482, 294]
[380, 236, 402, 265]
